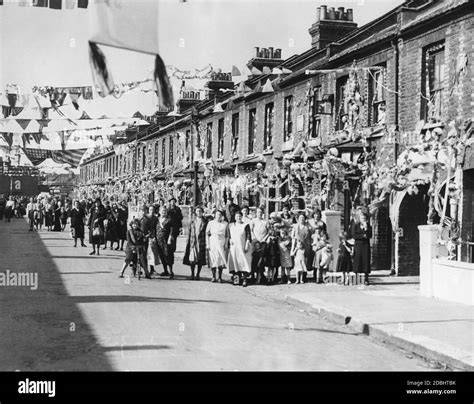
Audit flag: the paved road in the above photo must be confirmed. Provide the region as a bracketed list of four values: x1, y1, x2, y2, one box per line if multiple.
[0, 218, 432, 371]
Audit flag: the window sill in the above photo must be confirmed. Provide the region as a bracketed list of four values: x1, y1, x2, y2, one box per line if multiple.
[281, 140, 294, 152]
[216, 158, 224, 162]
[263, 149, 274, 155]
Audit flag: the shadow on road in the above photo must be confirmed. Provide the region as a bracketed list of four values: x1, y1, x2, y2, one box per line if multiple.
[0, 218, 114, 371]
[72, 295, 223, 304]
[217, 323, 361, 335]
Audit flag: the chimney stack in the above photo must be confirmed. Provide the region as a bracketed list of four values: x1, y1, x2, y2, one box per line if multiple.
[308, 4, 358, 49]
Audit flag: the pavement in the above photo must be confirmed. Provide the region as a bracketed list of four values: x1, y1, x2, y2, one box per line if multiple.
[0, 217, 436, 371]
[245, 268, 474, 371]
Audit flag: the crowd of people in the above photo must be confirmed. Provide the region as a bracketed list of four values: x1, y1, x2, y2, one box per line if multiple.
[2, 192, 373, 286]
[119, 197, 373, 287]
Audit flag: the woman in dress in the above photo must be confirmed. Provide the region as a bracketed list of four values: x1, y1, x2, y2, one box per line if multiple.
[206, 210, 229, 283]
[241, 206, 252, 225]
[183, 206, 208, 280]
[228, 210, 252, 287]
[44, 199, 53, 230]
[155, 206, 176, 279]
[53, 200, 62, 231]
[70, 200, 87, 248]
[35, 201, 44, 231]
[280, 205, 294, 230]
[308, 209, 327, 234]
[336, 231, 353, 285]
[60, 201, 70, 231]
[290, 213, 313, 281]
[351, 210, 372, 285]
[4, 196, 15, 223]
[250, 206, 270, 284]
[104, 202, 119, 250]
[117, 201, 128, 250]
[87, 198, 107, 255]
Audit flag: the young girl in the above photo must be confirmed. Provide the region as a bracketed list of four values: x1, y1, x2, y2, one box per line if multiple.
[336, 231, 353, 285]
[278, 228, 293, 284]
[119, 219, 149, 279]
[319, 234, 333, 281]
[292, 239, 307, 284]
[313, 230, 331, 283]
[265, 223, 281, 285]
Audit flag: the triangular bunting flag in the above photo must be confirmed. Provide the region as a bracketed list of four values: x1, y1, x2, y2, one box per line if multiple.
[262, 78, 274, 93]
[232, 65, 242, 76]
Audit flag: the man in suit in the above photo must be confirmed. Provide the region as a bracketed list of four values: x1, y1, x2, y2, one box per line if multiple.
[225, 197, 240, 224]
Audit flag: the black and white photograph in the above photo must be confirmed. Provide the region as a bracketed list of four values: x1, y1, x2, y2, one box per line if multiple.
[0, 0, 472, 401]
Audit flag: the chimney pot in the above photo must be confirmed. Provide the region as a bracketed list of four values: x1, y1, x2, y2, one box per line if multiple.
[328, 7, 335, 20]
[275, 49, 282, 58]
[347, 8, 353, 21]
[320, 5, 327, 19]
[255, 47, 260, 57]
[269, 46, 274, 58]
[315, 7, 321, 22]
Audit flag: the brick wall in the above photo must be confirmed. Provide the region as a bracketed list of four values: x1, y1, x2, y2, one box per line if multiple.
[398, 14, 474, 132]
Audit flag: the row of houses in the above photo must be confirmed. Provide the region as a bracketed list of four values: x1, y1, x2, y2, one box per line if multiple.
[79, 0, 474, 275]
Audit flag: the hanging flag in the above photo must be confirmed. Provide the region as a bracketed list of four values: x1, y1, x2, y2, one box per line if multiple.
[51, 149, 87, 167]
[23, 149, 52, 166]
[33, 0, 49, 7]
[89, 0, 173, 109]
[49, 0, 61, 9]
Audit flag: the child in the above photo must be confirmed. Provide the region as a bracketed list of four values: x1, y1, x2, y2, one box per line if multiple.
[265, 223, 281, 285]
[119, 219, 149, 279]
[313, 231, 331, 283]
[336, 231, 353, 285]
[278, 228, 293, 284]
[291, 239, 307, 284]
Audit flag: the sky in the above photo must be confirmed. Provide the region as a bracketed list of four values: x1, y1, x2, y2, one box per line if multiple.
[0, 0, 404, 94]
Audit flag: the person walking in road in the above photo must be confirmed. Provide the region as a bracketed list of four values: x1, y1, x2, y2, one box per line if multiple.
[119, 219, 149, 279]
[60, 201, 70, 231]
[155, 206, 176, 279]
[228, 210, 252, 287]
[117, 201, 128, 251]
[44, 199, 53, 230]
[87, 198, 107, 255]
[206, 209, 229, 283]
[183, 206, 208, 280]
[141, 205, 159, 275]
[53, 200, 62, 231]
[26, 197, 36, 231]
[5, 196, 15, 223]
[70, 200, 87, 248]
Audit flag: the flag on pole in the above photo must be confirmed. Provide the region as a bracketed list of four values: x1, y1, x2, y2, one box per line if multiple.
[89, 0, 173, 109]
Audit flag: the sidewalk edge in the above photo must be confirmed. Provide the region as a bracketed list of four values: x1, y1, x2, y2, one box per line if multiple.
[284, 295, 474, 371]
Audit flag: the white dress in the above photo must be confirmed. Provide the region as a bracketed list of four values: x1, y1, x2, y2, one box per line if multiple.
[228, 222, 252, 274]
[206, 220, 228, 268]
[293, 249, 307, 273]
